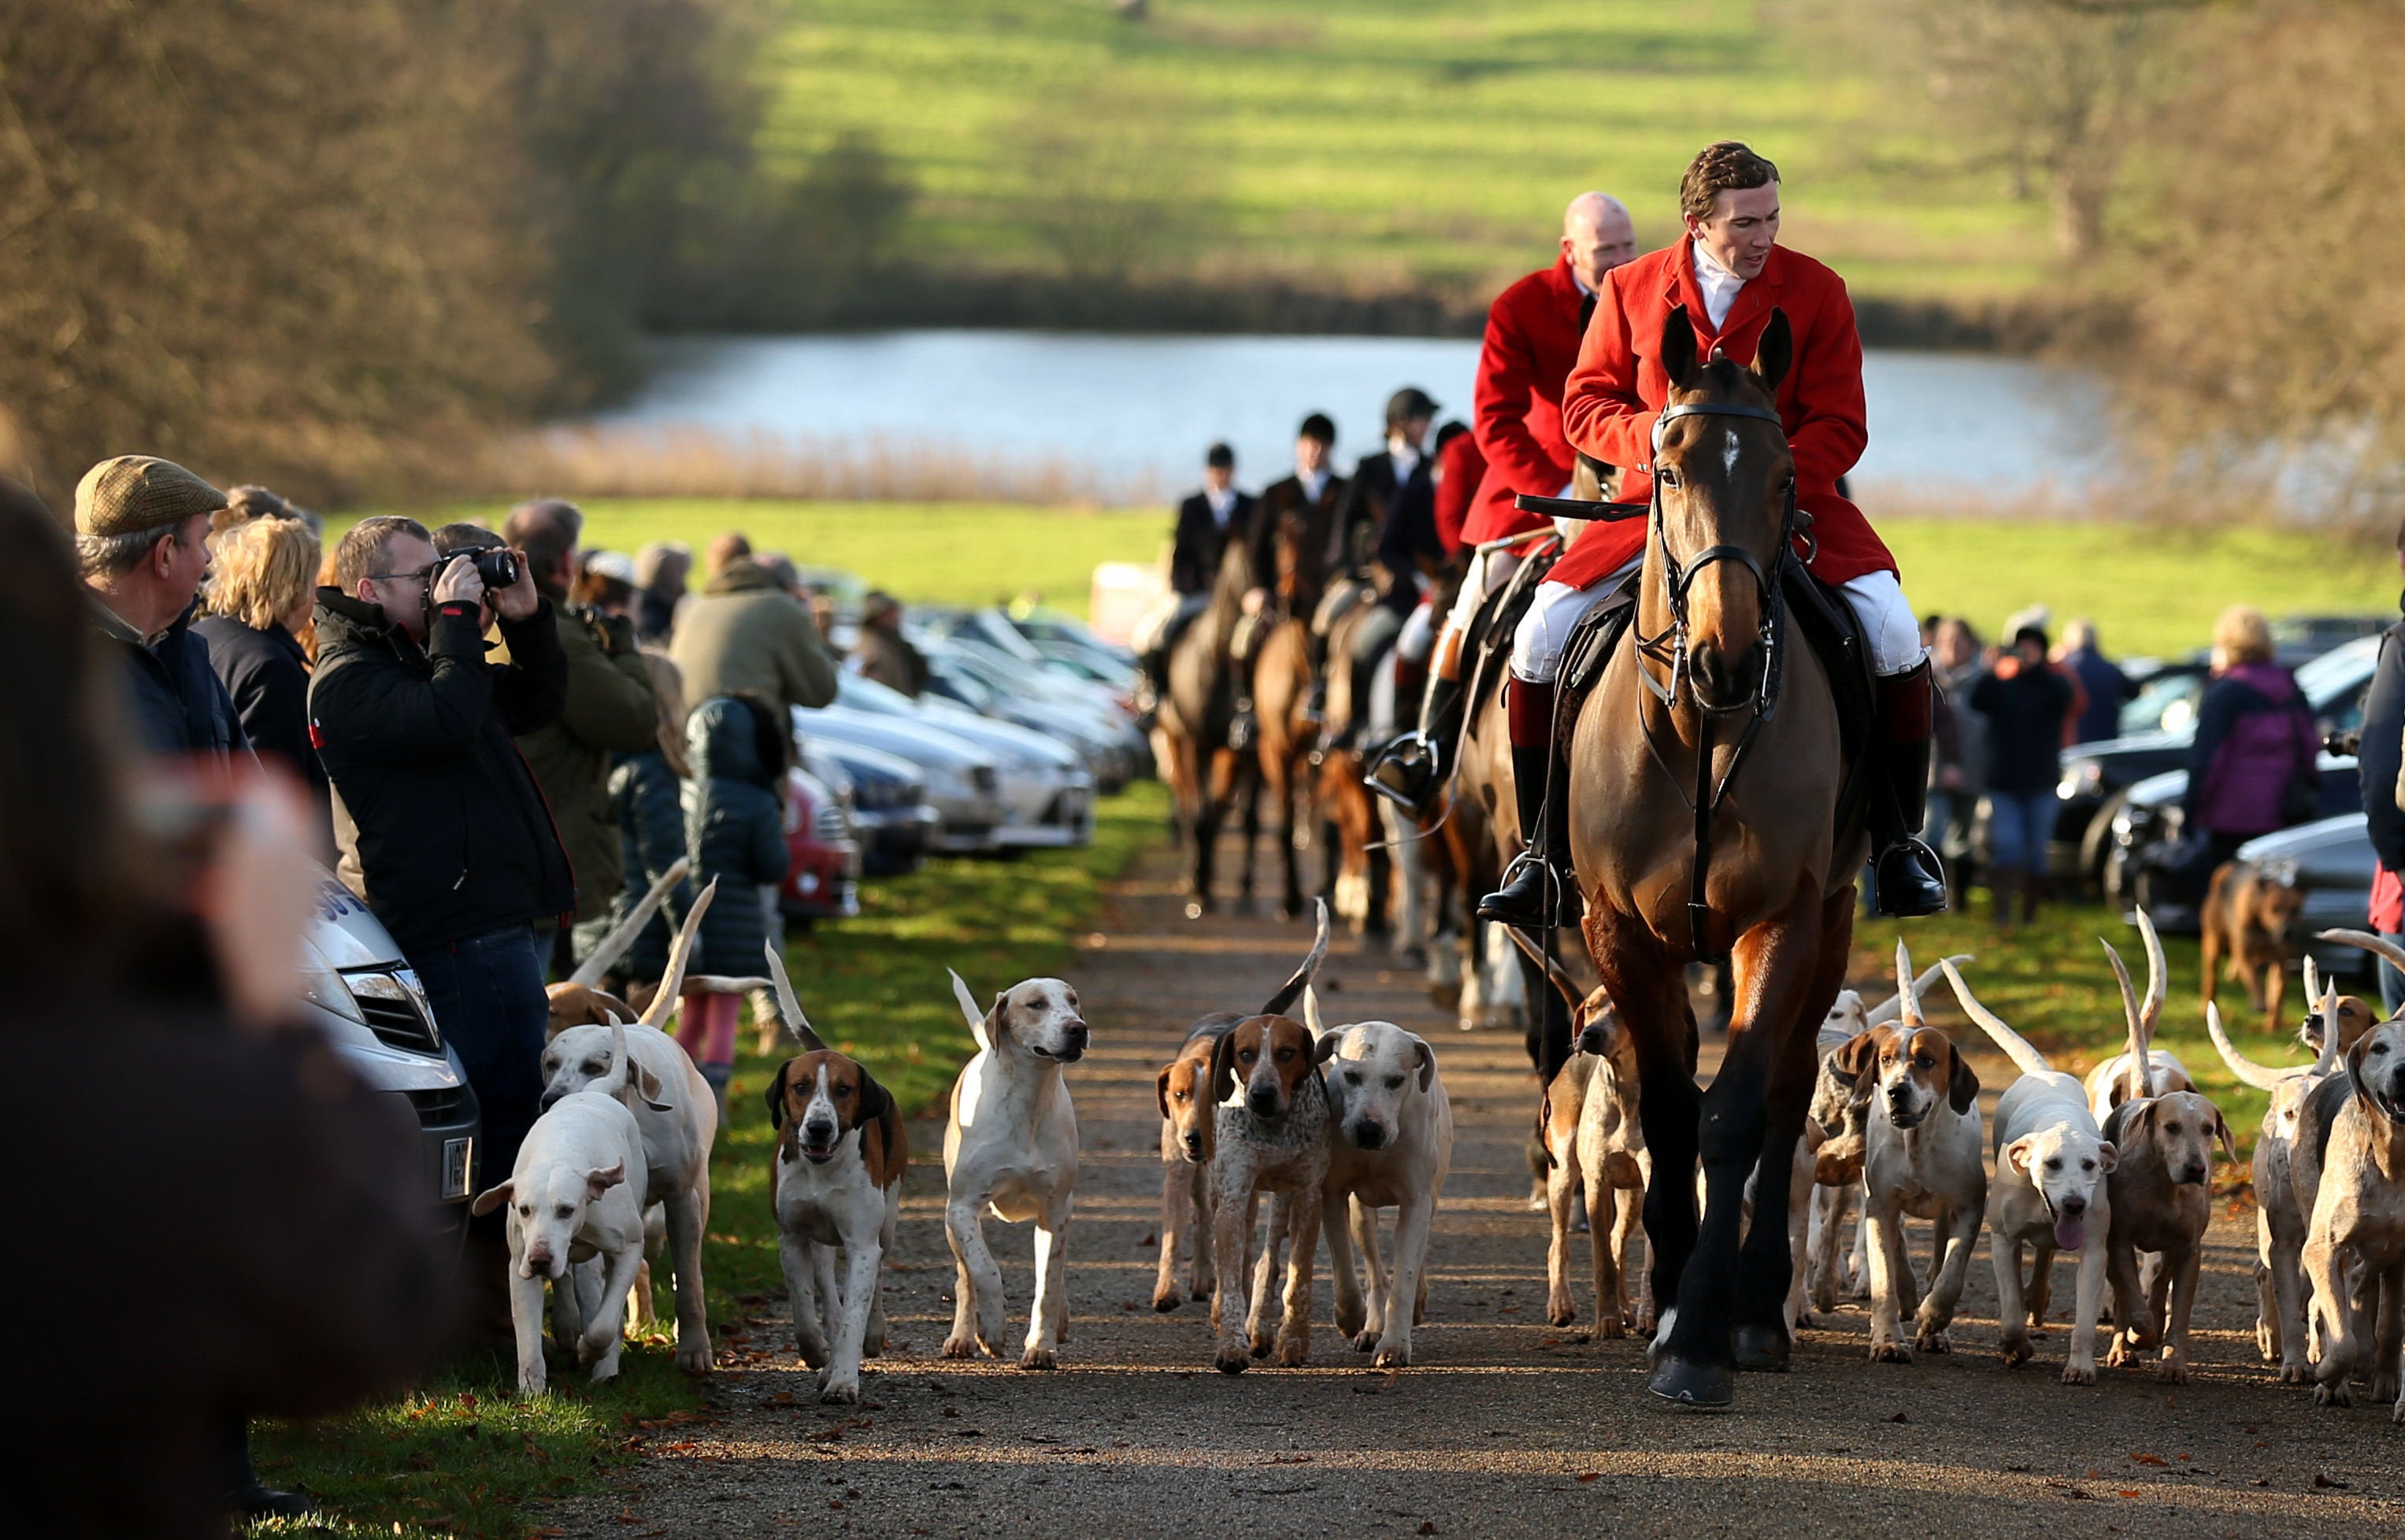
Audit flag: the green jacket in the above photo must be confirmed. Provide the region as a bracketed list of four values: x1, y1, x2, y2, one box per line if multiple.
[667, 558, 838, 723]
[513, 599, 658, 921]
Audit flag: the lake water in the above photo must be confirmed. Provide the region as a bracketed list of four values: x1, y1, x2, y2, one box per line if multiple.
[590, 330, 2109, 505]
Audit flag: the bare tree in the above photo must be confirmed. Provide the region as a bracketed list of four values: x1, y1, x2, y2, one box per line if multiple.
[1777, 0, 2205, 258]
[2108, 1, 2405, 529]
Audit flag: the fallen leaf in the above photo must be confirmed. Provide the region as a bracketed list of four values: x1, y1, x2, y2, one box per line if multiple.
[2314, 1472, 2348, 1490]
[2130, 1453, 2166, 1468]
[1576, 1472, 1602, 1483]
[2115, 1490, 2141, 1499]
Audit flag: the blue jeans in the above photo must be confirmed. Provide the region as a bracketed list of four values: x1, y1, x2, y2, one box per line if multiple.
[2382, 929, 2405, 1018]
[1985, 789, 2059, 875]
[407, 926, 548, 1200]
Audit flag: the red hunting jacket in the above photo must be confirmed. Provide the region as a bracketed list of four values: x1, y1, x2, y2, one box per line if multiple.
[1464, 254, 1588, 546]
[1552, 241, 1892, 591]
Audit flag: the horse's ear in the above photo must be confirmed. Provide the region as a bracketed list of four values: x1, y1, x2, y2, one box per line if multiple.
[1659, 305, 1702, 393]
[1751, 308, 1793, 395]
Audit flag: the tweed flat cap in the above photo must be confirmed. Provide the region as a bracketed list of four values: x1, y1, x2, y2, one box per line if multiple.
[73, 455, 227, 539]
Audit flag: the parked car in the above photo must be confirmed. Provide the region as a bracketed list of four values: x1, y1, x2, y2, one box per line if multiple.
[2105, 750, 2364, 930]
[827, 674, 1094, 849]
[792, 703, 1009, 854]
[2222, 813, 2379, 981]
[802, 737, 938, 876]
[919, 637, 1143, 791]
[780, 764, 862, 924]
[302, 875, 481, 1230]
[2054, 633, 2384, 885]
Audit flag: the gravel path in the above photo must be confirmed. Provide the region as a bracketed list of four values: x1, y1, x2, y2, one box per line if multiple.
[550, 840, 2405, 1538]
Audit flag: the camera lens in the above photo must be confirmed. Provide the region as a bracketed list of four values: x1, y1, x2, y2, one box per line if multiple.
[473, 550, 520, 591]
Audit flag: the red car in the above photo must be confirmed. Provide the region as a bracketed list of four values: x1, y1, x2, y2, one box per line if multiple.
[780, 766, 862, 926]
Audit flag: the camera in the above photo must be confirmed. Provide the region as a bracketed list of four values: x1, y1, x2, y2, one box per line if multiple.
[442, 547, 521, 593]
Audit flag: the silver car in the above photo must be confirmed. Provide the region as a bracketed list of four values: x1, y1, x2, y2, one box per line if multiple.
[301, 875, 481, 1221]
[836, 675, 1095, 849]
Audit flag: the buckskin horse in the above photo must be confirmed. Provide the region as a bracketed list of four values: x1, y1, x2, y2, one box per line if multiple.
[1546, 309, 1870, 1409]
[1154, 536, 1258, 919]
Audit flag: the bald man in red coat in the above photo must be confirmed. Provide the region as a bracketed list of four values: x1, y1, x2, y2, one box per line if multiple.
[1480, 142, 1947, 925]
[1368, 192, 1638, 813]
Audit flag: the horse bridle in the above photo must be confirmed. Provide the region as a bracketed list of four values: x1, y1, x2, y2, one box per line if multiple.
[1514, 394, 1812, 964]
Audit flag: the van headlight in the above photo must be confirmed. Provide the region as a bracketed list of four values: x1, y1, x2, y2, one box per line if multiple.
[298, 959, 364, 1023]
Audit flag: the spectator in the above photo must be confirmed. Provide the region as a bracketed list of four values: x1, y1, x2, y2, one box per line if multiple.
[1931, 616, 1989, 880]
[501, 500, 661, 974]
[576, 549, 639, 620]
[1970, 624, 2075, 928]
[706, 529, 751, 576]
[213, 482, 320, 537]
[2059, 618, 2134, 746]
[309, 515, 569, 1226]
[195, 513, 332, 854]
[24, 476, 452, 1528]
[73, 455, 250, 763]
[669, 538, 839, 724]
[2184, 603, 2320, 890]
[680, 694, 792, 1117]
[577, 653, 696, 998]
[633, 540, 691, 642]
[851, 590, 929, 697]
[2359, 518, 2405, 1012]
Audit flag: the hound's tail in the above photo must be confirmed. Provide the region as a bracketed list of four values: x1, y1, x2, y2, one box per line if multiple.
[2101, 935, 2155, 1102]
[1258, 898, 1332, 1017]
[569, 856, 691, 990]
[1940, 960, 2050, 1077]
[1503, 924, 1585, 1016]
[2205, 1000, 2296, 1093]
[763, 938, 828, 1053]
[1864, 955, 1973, 1027]
[637, 877, 717, 1028]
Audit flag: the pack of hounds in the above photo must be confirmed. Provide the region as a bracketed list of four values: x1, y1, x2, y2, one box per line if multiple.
[476, 862, 2405, 1422]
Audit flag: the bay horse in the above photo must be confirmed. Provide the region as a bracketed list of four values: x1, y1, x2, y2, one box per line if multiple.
[1565, 308, 1866, 1408]
[1154, 536, 1258, 919]
[1245, 498, 1329, 920]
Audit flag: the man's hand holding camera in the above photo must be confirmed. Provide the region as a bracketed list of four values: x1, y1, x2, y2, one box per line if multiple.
[432, 546, 540, 623]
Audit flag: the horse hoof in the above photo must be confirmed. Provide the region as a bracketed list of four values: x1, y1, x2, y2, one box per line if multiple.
[1647, 1356, 1735, 1410]
[1732, 1326, 1791, 1373]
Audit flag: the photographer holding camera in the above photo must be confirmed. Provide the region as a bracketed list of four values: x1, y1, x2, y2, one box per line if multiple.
[309, 516, 570, 1217]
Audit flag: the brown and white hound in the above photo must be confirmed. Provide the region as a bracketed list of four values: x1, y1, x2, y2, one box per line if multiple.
[766, 1049, 906, 1404]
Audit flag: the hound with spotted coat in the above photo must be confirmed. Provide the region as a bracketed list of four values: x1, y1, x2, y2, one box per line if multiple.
[1208, 1012, 1337, 1372]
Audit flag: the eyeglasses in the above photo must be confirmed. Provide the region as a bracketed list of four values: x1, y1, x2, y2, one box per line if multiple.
[365, 562, 448, 585]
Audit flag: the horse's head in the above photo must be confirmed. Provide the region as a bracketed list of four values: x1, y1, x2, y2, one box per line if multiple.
[1272, 500, 1327, 609]
[1651, 306, 1795, 711]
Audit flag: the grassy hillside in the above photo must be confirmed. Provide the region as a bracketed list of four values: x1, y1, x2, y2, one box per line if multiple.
[758, 0, 2045, 307]
[406, 498, 2397, 656]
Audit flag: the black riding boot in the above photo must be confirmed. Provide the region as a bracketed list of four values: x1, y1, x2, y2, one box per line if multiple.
[1478, 742, 1572, 927]
[1366, 671, 1462, 812]
[1870, 661, 1949, 917]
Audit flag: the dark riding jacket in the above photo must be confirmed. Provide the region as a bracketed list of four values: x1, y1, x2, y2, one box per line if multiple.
[1170, 489, 1260, 596]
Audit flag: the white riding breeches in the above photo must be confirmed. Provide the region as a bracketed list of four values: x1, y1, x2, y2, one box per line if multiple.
[1510, 563, 1926, 683]
[1440, 546, 1521, 637]
[1397, 598, 1436, 665]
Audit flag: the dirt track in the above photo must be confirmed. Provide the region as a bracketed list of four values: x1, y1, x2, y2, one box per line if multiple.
[554, 839, 2405, 1538]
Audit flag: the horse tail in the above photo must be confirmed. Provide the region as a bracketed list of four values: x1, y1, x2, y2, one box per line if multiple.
[1939, 960, 2050, 1078]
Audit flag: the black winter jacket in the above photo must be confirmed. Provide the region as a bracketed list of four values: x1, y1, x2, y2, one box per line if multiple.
[2362, 620, 2405, 872]
[308, 589, 573, 954]
[91, 599, 250, 763]
[607, 749, 693, 983]
[195, 614, 332, 843]
[684, 696, 790, 977]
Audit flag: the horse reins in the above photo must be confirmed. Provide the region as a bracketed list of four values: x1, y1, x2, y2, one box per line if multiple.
[1517, 396, 1814, 965]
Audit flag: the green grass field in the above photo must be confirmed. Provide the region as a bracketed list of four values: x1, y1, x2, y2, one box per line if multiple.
[756, 0, 2045, 305]
[250, 783, 1162, 1540]
[409, 498, 2399, 658]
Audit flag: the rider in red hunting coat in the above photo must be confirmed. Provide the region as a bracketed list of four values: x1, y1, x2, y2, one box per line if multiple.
[1479, 141, 1947, 925]
[1366, 192, 1637, 813]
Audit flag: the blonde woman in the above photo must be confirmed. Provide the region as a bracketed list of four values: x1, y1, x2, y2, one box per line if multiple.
[197, 513, 330, 844]
[2183, 604, 2320, 887]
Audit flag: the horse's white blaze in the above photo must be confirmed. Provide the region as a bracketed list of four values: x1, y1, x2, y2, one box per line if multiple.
[1722, 428, 1740, 476]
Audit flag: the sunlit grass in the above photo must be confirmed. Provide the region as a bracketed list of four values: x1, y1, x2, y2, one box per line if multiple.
[756, 0, 2052, 305]
[1851, 894, 2345, 1169]
[250, 783, 1164, 1538]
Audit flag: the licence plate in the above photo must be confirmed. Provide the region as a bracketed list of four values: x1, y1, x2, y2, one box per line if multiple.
[442, 1137, 474, 1201]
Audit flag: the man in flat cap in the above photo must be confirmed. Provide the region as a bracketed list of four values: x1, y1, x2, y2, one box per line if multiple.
[76, 455, 250, 762]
